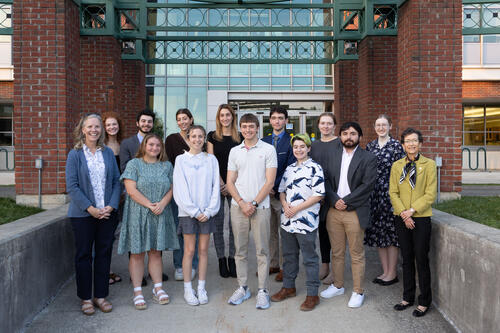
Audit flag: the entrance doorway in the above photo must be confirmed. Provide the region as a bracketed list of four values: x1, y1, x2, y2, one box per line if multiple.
[231, 101, 332, 142]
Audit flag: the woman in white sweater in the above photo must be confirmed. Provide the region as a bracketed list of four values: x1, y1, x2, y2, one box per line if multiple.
[173, 125, 220, 306]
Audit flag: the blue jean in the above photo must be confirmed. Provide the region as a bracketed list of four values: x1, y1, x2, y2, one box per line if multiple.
[171, 200, 198, 269]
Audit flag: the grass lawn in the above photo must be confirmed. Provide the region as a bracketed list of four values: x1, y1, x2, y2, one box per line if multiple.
[0, 198, 44, 225]
[433, 196, 500, 229]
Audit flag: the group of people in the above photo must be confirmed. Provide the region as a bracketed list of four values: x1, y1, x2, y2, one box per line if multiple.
[66, 105, 436, 318]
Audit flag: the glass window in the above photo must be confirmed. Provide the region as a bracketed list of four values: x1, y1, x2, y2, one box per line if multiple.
[166, 86, 186, 136]
[486, 107, 500, 145]
[188, 86, 207, 128]
[483, 35, 500, 65]
[209, 64, 228, 76]
[463, 35, 480, 66]
[272, 64, 290, 76]
[0, 104, 13, 146]
[463, 105, 500, 146]
[0, 35, 12, 67]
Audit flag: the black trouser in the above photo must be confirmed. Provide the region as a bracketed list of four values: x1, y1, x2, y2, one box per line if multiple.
[395, 216, 432, 307]
[318, 205, 331, 264]
[71, 212, 118, 300]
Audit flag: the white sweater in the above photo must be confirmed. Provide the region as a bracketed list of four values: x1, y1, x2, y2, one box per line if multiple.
[173, 151, 220, 218]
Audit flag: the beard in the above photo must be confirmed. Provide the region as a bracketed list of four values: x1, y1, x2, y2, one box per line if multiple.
[341, 138, 359, 148]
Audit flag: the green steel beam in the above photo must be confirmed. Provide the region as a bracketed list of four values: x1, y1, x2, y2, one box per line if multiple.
[147, 36, 334, 42]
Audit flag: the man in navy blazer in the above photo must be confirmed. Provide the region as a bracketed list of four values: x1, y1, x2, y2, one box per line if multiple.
[320, 121, 376, 308]
[119, 109, 155, 172]
[262, 105, 296, 281]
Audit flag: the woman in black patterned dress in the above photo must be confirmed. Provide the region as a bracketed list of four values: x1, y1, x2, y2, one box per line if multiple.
[364, 114, 404, 286]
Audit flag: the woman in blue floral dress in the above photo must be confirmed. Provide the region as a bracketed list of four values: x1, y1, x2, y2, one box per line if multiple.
[119, 134, 179, 310]
[364, 115, 405, 286]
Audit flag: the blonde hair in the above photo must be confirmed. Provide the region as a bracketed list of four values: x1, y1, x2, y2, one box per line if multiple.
[214, 104, 240, 143]
[73, 113, 105, 150]
[135, 134, 168, 162]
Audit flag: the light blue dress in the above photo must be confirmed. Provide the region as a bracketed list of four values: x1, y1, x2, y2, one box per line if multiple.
[118, 158, 179, 254]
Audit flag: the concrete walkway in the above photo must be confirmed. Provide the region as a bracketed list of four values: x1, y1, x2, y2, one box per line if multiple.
[25, 238, 455, 333]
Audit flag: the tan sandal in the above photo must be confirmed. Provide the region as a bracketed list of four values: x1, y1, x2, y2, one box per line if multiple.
[152, 283, 169, 305]
[81, 300, 95, 316]
[93, 298, 112, 313]
[134, 287, 147, 310]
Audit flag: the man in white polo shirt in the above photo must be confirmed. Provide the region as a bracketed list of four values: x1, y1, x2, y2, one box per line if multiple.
[226, 113, 277, 310]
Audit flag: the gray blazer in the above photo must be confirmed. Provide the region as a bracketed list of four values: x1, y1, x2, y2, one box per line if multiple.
[324, 140, 377, 229]
[119, 134, 140, 173]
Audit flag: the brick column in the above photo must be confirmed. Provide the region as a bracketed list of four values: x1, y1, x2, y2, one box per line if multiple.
[13, 0, 81, 207]
[357, 36, 398, 141]
[121, 59, 146, 138]
[397, 0, 462, 195]
[334, 60, 358, 127]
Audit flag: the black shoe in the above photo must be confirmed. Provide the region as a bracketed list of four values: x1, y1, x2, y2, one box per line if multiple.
[413, 306, 429, 317]
[162, 273, 169, 282]
[394, 301, 414, 311]
[372, 278, 383, 284]
[228, 257, 237, 278]
[379, 277, 399, 286]
[219, 257, 230, 278]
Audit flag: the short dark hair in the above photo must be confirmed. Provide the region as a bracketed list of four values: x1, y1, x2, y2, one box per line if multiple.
[339, 121, 363, 137]
[176, 108, 194, 122]
[136, 109, 156, 122]
[401, 128, 423, 143]
[270, 105, 288, 119]
[239, 113, 259, 127]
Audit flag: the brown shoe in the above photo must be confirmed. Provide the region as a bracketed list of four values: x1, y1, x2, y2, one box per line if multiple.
[300, 296, 320, 311]
[275, 269, 283, 282]
[269, 267, 280, 275]
[271, 287, 296, 302]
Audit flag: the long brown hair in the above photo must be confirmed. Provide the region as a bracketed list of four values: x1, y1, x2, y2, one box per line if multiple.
[214, 104, 240, 143]
[73, 113, 105, 150]
[135, 134, 168, 162]
[102, 111, 124, 144]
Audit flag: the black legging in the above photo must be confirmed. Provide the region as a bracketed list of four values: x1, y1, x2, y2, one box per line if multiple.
[318, 205, 331, 263]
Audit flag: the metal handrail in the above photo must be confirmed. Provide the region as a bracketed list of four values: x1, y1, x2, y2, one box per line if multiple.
[462, 147, 487, 171]
[0, 148, 14, 171]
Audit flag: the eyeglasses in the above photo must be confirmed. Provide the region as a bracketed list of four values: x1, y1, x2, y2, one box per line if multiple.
[404, 139, 419, 144]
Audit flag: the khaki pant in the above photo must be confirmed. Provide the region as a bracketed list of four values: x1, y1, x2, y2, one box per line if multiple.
[231, 205, 271, 290]
[326, 208, 365, 294]
[269, 196, 283, 268]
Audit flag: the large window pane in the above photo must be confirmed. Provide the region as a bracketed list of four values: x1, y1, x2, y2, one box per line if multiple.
[188, 87, 207, 128]
[463, 35, 480, 65]
[166, 86, 186, 135]
[464, 132, 484, 146]
[483, 35, 500, 65]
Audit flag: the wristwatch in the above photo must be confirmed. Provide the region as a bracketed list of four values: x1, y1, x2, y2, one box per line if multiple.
[251, 200, 258, 207]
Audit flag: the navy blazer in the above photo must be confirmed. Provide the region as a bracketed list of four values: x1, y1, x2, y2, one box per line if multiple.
[323, 141, 377, 229]
[66, 146, 121, 218]
[262, 131, 296, 198]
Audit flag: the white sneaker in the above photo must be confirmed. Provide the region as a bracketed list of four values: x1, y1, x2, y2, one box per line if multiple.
[175, 268, 183, 281]
[197, 288, 208, 305]
[320, 284, 345, 299]
[255, 289, 270, 310]
[184, 288, 199, 306]
[228, 286, 251, 305]
[348, 292, 364, 308]
[191, 268, 197, 280]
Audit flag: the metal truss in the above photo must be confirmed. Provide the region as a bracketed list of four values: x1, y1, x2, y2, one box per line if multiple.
[76, 0, 403, 63]
[463, 1, 500, 35]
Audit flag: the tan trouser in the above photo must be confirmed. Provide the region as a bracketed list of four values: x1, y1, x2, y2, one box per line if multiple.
[269, 196, 283, 268]
[230, 205, 271, 290]
[326, 208, 365, 294]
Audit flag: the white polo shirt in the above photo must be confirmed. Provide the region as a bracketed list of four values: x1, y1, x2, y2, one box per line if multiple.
[227, 139, 277, 208]
[337, 145, 358, 198]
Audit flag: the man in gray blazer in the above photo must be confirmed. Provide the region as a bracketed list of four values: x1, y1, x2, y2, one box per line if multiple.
[119, 109, 155, 172]
[320, 121, 376, 308]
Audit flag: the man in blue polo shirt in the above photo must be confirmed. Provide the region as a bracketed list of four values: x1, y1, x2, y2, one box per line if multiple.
[262, 105, 296, 282]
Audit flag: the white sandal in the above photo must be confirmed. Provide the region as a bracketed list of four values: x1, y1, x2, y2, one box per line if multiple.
[133, 287, 147, 310]
[152, 283, 170, 305]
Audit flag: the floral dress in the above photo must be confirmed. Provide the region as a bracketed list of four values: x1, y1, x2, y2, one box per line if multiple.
[118, 158, 179, 254]
[364, 137, 405, 248]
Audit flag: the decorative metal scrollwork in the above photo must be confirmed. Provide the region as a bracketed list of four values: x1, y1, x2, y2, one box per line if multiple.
[0, 3, 11, 29]
[82, 4, 106, 29]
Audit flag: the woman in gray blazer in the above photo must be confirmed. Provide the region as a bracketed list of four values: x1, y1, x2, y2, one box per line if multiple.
[65, 113, 121, 316]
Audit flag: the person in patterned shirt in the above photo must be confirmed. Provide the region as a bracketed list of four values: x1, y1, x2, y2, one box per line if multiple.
[270, 133, 325, 311]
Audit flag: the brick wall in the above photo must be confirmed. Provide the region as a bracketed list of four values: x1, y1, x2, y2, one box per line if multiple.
[334, 60, 358, 131]
[0, 81, 13, 100]
[397, 0, 463, 193]
[121, 60, 146, 138]
[357, 36, 398, 142]
[13, 0, 81, 196]
[463, 81, 500, 99]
